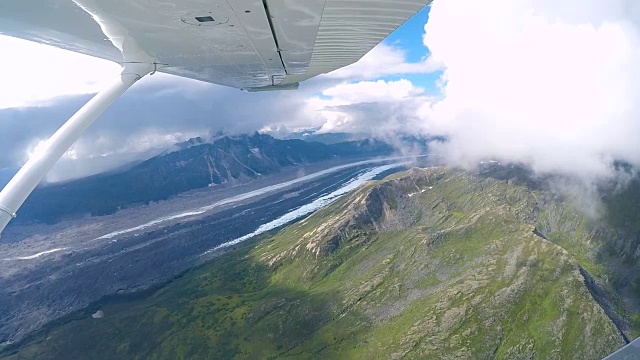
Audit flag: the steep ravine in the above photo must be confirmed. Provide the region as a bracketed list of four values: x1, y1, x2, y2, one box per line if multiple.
[579, 266, 630, 343]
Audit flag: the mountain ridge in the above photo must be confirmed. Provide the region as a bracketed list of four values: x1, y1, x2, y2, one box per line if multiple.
[12, 133, 398, 226]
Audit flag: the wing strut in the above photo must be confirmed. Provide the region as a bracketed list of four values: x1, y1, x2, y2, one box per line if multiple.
[0, 63, 153, 236]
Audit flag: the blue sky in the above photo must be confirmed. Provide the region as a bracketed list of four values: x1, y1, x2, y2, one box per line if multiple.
[379, 6, 442, 94]
[386, 6, 431, 62]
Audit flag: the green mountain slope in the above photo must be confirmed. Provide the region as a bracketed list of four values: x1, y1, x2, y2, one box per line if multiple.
[2, 168, 629, 359]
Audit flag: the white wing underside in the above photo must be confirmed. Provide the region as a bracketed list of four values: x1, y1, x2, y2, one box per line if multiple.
[0, 0, 431, 90]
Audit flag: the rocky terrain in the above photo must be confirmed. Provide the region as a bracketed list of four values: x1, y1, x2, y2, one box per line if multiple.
[0, 160, 409, 346]
[4, 166, 638, 359]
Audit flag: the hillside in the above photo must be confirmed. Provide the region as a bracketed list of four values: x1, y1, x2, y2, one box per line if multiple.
[3, 167, 634, 359]
[13, 133, 395, 225]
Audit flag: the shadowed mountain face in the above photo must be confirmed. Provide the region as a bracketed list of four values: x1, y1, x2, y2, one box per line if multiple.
[12, 134, 395, 226]
[8, 167, 640, 359]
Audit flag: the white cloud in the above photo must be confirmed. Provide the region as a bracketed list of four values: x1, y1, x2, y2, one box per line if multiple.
[324, 42, 442, 80]
[322, 79, 423, 103]
[8, 0, 635, 185]
[0, 35, 121, 109]
[303, 79, 429, 134]
[0, 35, 436, 111]
[45, 130, 204, 182]
[0, 21, 442, 180]
[421, 0, 640, 179]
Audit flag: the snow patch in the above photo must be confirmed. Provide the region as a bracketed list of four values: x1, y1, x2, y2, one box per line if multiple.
[4, 248, 67, 261]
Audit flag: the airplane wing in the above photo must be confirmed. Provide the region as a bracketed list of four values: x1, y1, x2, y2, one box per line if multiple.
[0, 0, 431, 91]
[604, 338, 640, 360]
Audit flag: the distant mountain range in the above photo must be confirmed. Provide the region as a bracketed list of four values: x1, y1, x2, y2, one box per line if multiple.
[283, 131, 364, 144]
[281, 130, 446, 146]
[14, 133, 402, 225]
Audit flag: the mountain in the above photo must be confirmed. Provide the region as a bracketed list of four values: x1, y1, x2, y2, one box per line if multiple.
[13, 133, 396, 225]
[283, 131, 364, 144]
[282, 130, 446, 150]
[6, 166, 639, 359]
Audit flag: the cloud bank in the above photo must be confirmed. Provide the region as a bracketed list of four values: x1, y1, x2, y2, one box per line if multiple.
[5, 1, 640, 186]
[0, 34, 437, 181]
[0, 35, 121, 109]
[420, 0, 640, 179]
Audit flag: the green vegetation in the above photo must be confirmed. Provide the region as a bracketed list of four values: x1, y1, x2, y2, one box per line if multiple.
[2, 168, 628, 359]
